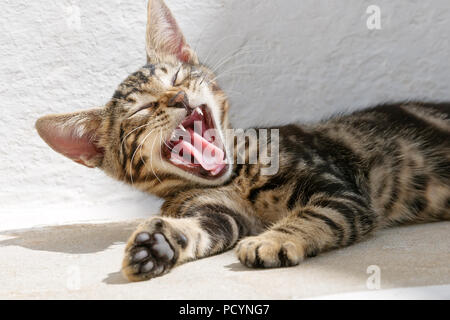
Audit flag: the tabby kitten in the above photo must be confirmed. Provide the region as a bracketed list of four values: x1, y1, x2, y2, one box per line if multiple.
[36, 0, 450, 282]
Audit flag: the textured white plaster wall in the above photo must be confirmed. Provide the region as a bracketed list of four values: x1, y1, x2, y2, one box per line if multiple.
[1, 0, 450, 230]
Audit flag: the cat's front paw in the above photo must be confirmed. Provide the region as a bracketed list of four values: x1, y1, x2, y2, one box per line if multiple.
[122, 217, 186, 281]
[236, 233, 305, 268]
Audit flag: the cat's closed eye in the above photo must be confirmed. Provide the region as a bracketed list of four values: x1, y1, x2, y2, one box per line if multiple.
[172, 67, 181, 86]
[129, 102, 157, 118]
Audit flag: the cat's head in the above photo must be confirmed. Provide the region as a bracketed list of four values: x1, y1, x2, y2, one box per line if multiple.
[35, 0, 232, 195]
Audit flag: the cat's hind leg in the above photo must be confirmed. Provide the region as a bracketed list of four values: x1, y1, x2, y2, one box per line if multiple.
[236, 194, 378, 268]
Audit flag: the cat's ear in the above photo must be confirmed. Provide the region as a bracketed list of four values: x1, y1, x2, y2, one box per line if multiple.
[35, 109, 105, 168]
[146, 0, 198, 64]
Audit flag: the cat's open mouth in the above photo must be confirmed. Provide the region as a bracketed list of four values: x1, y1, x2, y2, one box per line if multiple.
[162, 105, 228, 179]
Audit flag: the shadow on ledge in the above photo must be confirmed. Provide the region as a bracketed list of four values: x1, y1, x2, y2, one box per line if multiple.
[1, 219, 450, 293]
[103, 271, 130, 285]
[0, 220, 143, 254]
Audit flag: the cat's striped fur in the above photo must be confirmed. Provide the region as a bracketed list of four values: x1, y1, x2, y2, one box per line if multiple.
[35, 0, 450, 282]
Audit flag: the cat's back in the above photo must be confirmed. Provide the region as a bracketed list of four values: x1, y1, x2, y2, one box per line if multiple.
[307, 102, 450, 157]
[322, 101, 450, 140]
[308, 102, 450, 225]
[278, 102, 450, 164]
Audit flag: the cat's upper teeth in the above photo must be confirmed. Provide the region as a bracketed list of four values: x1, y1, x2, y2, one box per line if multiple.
[179, 124, 187, 132]
[195, 107, 203, 116]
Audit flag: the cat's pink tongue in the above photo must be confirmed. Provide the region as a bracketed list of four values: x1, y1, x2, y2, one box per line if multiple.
[176, 131, 226, 175]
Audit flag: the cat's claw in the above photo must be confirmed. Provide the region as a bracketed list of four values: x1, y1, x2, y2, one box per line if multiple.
[122, 218, 179, 281]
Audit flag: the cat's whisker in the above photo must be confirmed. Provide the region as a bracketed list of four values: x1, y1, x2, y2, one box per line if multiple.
[120, 122, 154, 151]
[210, 64, 264, 83]
[159, 129, 170, 171]
[202, 62, 263, 86]
[142, 128, 168, 184]
[207, 48, 266, 76]
[220, 88, 243, 96]
[138, 127, 163, 184]
[201, 48, 265, 84]
[199, 43, 265, 82]
[149, 128, 162, 183]
[210, 73, 251, 83]
[204, 40, 266, 69]
[214, 63, 265, 76]
[199, 34, 249, 68]
[160, 131, 173, 150]
[129, 129, 155, 186]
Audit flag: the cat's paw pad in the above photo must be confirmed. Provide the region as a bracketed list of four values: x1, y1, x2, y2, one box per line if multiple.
[122, 218, 181, 281]
[236, 235, 304, 268]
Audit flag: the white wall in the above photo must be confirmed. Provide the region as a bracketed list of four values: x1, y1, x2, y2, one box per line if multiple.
[1, 0, 450, 230]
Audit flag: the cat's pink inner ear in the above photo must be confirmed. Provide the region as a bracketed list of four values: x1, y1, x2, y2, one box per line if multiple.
[146, 0, 198, 64]
[35, 114, 104, 168]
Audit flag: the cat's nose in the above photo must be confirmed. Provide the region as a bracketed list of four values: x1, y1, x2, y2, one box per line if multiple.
[167, 90, 189, 111]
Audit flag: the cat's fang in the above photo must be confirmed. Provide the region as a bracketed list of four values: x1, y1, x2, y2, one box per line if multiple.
[195, 107, 203, 116]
